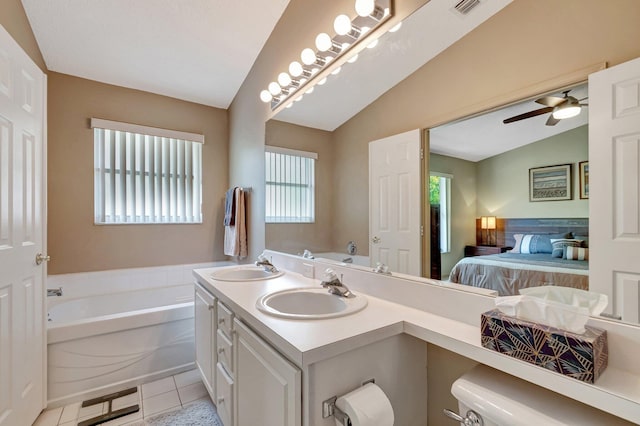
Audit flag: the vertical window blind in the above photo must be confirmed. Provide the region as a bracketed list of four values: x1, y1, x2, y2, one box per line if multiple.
[92, 118, 203, 224]
[265, 146, 317, 223]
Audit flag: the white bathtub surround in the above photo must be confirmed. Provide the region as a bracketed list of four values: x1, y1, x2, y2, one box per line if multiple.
[45, 262, 231, 408]
[46, 261, 231, 300]
[34, 370, 213, 426]
[193, 250, 640, 424]
[314, 252, 370, 267]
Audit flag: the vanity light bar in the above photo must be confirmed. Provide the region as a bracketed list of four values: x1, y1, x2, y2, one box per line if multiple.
[260, 0, 394, 112]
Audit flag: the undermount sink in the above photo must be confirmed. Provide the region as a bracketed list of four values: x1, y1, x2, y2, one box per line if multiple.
[210, 266, 284, 282]
[256, 287, 368, 320]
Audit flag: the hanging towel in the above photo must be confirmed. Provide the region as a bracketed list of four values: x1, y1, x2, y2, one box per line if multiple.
[223, 187, 237, 226]
[224, 188, 248, 258]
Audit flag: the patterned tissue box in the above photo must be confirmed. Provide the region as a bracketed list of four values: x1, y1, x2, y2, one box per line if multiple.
[480, 309, 608, 384]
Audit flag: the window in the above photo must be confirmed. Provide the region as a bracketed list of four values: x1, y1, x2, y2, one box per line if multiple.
[265, 146, 316, 223]
[92, 118, 203, 224]
[429, 173, 452, 253]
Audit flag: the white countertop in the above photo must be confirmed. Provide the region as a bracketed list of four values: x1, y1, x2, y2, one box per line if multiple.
[193, 262, 640, 423]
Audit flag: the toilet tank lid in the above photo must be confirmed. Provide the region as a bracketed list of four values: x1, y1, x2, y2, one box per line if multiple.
[451, 365, 628, 425]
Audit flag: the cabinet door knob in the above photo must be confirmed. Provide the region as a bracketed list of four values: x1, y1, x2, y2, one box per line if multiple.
[218, 347, 224, 354]
[218, 318, 225, 325]
[208, 304, 214, 310]
[217, 397, 224, 405]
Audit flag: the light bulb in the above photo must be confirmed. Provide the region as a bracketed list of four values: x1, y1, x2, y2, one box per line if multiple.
[301, 48, 317, 65]
[268, 82, 281, 96]
[331, 67, 342, 75]
[552, 105, 581, 119]
[259, 90, 272, 103]
[315, 33, 332, 52]
[347, 54, 359, 63]
[334, 14, 352, 35]
[289, 61, 303, 77]
[317, 77, 327, 86]
[389, 22, 402, 33]
[278, 72, 291, 87]
[367, 38, 379, 49]
[360, 26, 370, 35]
[355, 0, 375, 17]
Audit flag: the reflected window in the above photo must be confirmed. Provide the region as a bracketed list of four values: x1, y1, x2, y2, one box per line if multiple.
[429, 173, 451, 253]
[265, 146, 317, 223]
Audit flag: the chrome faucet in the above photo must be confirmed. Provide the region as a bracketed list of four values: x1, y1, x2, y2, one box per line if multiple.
[302, 249, 315, 259]
[321, 269, 353, 298]
[255, 254, 279, 273]
[47, 287, 63, 297]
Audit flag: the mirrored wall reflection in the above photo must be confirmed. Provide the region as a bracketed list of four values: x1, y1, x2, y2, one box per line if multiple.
[428, 83, 588, 292]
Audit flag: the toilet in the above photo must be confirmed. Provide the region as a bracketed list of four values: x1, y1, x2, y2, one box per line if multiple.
[449, 365, 631, 425]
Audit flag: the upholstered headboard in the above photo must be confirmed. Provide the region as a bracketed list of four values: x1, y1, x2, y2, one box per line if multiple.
[476, 218, 589, 247]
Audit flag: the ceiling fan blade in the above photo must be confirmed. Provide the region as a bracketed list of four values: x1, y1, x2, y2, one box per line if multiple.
[503, 106, 554, 124]
[535, 96, 566, 107]
[545, 114, 561, 126]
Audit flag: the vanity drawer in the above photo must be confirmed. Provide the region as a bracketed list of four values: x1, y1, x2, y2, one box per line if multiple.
[217, 301, 234, 338]
[217, 328, 234, 374]
[216, 362, 234, 426]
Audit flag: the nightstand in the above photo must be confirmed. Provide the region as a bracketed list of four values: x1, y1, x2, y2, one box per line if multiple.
[464, 245, 511, 257]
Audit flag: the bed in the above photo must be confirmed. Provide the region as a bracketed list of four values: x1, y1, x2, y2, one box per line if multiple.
[449, 218, 589, 296]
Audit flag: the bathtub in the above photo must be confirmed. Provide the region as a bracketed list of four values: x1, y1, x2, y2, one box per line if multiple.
[315, 252, 370, 267]
[47, 283, 195, 407]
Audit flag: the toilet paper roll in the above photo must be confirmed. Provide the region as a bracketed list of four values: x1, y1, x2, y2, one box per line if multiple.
[335, 383, 394, 426]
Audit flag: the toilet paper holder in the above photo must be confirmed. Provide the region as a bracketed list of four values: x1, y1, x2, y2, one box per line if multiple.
[322, 378, 375, 426]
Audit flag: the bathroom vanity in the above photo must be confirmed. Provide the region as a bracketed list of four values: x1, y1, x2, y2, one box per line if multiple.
[194, 250, 640, 425]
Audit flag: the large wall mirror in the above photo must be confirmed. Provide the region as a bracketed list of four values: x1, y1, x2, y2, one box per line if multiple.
[263, 0, 638, 326]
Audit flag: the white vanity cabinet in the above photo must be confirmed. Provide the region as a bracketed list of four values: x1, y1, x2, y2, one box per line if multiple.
[195, 280, 301, 426]
[233, 318, 301, 426]
[194, 282, 216, 399]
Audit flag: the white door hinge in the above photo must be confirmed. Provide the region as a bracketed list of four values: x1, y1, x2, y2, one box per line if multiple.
[420, 225, 424, 237]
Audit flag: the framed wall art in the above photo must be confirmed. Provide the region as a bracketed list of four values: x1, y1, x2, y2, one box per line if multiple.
[529, 164, 572, 202]
[579, 161, 589, 199]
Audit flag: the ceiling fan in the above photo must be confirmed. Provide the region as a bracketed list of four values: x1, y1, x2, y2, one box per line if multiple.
[502, 90, 588, 126]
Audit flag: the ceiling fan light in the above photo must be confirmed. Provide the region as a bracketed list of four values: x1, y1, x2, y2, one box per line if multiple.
[552, 104, 581, 119]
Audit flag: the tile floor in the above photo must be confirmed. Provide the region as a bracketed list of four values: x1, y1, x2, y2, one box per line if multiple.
[33, 369, 209, 426]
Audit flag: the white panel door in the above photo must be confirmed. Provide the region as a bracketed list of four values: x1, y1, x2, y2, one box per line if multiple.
[589, 57, 640, 322]
[369, 129, 422, 275]
[0, 25, 46, 426]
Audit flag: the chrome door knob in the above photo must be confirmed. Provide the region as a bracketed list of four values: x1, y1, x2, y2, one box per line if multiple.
[35, 253, 50, 265]
[372, 236, 381, 244]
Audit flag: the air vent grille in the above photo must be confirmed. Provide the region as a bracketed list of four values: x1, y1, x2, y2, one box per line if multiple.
[454, 0, 480, 15]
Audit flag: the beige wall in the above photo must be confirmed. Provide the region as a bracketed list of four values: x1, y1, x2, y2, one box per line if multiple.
[0, 0, 46, 71]
[228, 0, 429, 260]
[429, 154, 477, 277]
[48, 72, 228, 274]
[477, 125, 588, 218]
[265, 120, 334, 254]
[332, 0, 640, 256]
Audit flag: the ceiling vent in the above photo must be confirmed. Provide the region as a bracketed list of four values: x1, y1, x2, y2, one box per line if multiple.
[453, 0, 480, 15]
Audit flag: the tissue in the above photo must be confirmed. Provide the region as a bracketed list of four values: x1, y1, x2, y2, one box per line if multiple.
[494, 295, 590, 334]
[519, 286, 608, 315]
